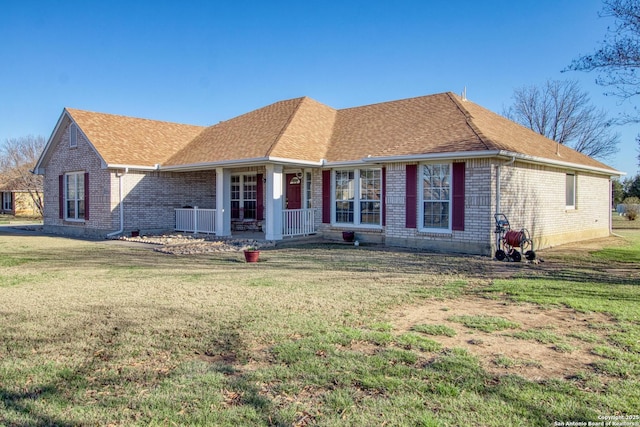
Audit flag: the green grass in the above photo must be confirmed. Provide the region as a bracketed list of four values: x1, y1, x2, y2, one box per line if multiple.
[509, 328, 562, 344]
[447, 315, 520, 333]
[411, 323, 457, 337]
[0, 231, 639, 426]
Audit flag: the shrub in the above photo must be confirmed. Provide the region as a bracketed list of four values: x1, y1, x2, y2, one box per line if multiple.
[623, 197, 640, 221]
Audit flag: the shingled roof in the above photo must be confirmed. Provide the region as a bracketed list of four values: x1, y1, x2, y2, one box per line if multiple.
[65, 108, 205, 166]
[42, 93, 619, 174]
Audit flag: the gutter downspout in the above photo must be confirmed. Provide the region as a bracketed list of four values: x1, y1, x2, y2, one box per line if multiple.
[106, 168, 128, 238]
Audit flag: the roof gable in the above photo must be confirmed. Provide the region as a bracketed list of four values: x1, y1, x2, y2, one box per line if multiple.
[65, 108, 205, 167]
[165, 97, 309, 166]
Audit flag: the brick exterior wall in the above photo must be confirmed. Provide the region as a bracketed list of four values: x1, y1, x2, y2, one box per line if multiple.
[315, 159, 611, 256]
[42, 123, 217, 237]
[496, 161, 611, 251]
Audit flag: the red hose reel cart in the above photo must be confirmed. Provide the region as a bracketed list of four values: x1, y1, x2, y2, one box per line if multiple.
[494, 213, 536, 262]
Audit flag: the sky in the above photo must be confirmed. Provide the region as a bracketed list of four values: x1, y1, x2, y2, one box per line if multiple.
[1, 0, 638, 177]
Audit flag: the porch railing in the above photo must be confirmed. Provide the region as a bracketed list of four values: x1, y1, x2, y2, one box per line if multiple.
[175, 207, 216, 234]
[283, 208, 317, 237]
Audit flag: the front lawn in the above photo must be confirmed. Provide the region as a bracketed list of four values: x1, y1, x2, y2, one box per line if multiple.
[0, 231, 638, 426]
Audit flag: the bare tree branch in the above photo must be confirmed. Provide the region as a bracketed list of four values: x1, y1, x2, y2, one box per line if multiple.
[504, 80, 620, 161]
[566, 0, 640, 122]
[0, 136, 45, 216]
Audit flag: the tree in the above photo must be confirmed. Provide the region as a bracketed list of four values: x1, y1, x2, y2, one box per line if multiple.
[504, 79, 620, 161]
[0, 136, 45, 216]
[623, 173, 640, 198]
[612, 177, 625, 205]
[566, 0, 640, 122]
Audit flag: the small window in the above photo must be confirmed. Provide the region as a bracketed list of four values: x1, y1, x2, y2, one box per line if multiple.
[305, 171, 312, 209]
[2, 192, 12, 211]
[566, 173, 576, 209]
[69, 123, 78, 148]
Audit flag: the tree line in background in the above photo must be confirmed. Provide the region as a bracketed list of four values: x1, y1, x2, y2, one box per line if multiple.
[0, 135, 45, 217]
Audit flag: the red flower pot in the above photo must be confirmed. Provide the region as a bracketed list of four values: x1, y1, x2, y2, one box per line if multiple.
[244, 250, 260, 263]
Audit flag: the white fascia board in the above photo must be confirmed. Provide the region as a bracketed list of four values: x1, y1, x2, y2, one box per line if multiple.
[106, 164, 161, 171]
[161, 156, 324, 172]
[161, 157, 271, 172]
[360, 150, 502, 164]
[267, 156, 324, 167]
[496, 150, 624, 177]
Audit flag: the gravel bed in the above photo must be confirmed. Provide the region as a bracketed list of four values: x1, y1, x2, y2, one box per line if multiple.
[116, 234, 275, 255]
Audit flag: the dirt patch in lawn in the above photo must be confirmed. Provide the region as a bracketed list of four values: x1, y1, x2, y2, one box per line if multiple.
[390, 297, 612, 381]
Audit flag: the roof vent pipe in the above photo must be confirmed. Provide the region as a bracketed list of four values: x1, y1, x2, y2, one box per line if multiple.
[461, 87, 467, 101]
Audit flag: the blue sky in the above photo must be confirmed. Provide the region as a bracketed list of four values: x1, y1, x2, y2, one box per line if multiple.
[1, 0, 637, 176]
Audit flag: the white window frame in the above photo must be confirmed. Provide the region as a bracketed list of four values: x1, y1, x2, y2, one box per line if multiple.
[419, 163, 452, 233]
[305, 171, 312, 209]
[231, 173, 257, 220]
[566, 172, 576, 209]
[69, 123, 78, 148]
[65, 171, 85, 221]
[332, 168, 382, 228]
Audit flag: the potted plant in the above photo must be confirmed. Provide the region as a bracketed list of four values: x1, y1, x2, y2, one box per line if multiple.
[243, 247, 260, 263]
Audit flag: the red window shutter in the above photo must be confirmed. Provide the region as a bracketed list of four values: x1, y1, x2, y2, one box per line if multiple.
[405, 165, 417, 229]
[381, 167, 386, 226]
[84, 172, 90, 220]
[452, 162, 465, 231]
[59, 175, 64, 219]
[322, 170, 331, 223]
[256, 173, 264, 220]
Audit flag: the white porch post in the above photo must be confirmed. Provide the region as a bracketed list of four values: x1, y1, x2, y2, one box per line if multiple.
[265, 164, 283, 240]
[216, 168, 231, 236]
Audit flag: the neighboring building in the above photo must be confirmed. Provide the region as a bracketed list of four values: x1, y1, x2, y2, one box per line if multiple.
[0, 178, 42, 217]
[34, 93, 622, 255]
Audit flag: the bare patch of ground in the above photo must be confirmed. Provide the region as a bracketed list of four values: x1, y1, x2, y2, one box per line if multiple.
[390, 297, 612, 381]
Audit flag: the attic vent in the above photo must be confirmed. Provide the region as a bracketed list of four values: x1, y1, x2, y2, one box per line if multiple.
[69, 123, 78, 148]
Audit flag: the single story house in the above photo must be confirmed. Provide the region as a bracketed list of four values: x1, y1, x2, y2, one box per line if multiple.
[0, 177, 42, 217]
[34, 92, 622, 255]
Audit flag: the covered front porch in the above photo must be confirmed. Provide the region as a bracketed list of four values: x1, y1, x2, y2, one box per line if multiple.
[172, 164, 319, 240]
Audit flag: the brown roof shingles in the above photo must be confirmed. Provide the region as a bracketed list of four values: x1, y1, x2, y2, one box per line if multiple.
[66, 108, 205, 166]
[65, 92, 619, 173]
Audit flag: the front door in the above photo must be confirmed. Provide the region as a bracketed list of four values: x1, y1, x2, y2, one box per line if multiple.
[285, 174, 302, 209]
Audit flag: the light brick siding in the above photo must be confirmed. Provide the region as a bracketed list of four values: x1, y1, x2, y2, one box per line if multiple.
[117, 170, 216, 234]
[43, 123, 217, 237]
[497, 161, 611, 251]
[43, 124, 111, 237]
[382, 160, 493, 254]
[315, 159, 611, 255]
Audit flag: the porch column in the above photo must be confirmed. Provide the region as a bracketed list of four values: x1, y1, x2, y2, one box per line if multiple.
[215, 168, 231, 236]
[265, 164, 283, 240]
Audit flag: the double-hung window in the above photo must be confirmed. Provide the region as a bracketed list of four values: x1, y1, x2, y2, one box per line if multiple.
[334, 168, 381, 226]
[2, 192, 12, 211]
[65, 172, 85, 220]
[420, 164, 451, 231]
[231, 174, 257, 220]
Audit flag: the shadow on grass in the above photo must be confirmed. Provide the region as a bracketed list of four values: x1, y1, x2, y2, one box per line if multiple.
[0, 385, 81, 427]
